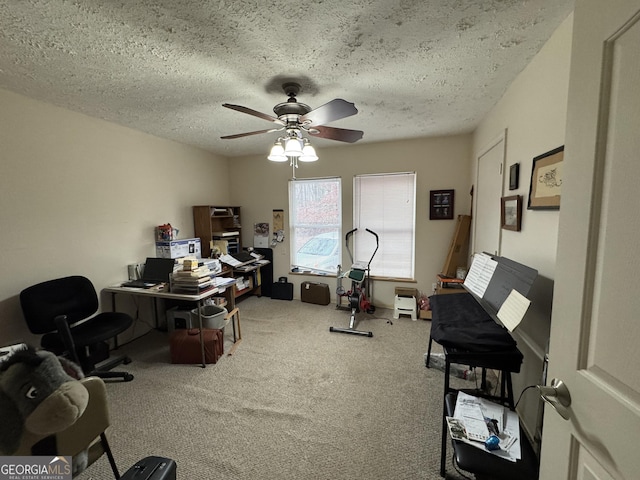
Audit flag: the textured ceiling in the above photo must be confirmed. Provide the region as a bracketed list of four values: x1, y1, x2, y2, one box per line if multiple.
[0, 0, 573, 157]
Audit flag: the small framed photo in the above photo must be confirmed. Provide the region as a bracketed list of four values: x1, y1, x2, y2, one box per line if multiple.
[430, 189, 454, 220]
[509, 163, 520, 190]
[527, 146, 564, 210]
[501, 195, 523, 231]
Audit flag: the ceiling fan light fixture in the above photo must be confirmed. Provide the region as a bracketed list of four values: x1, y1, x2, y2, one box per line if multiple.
[268, 141, 287, 162]
[299, 141, 318, 162]
[284, 137, 303, 157]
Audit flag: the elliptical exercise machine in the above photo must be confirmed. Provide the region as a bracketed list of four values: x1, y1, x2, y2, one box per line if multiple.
[330, 228, 379, 337]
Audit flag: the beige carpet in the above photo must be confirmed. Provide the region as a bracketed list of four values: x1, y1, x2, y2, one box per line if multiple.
[78, 296, 473, 480]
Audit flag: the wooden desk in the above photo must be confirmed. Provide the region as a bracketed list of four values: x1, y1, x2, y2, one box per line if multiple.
[103, 285, 240, 367]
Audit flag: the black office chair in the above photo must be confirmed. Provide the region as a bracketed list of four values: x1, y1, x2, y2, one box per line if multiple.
[20, 275, 134, 382]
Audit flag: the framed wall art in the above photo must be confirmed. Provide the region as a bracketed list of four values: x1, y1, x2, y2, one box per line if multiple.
[501, 195, 523, 231]
[429, 189, 454, 220]
[509, 163, 520, 190]
[527, 146, 564, 210]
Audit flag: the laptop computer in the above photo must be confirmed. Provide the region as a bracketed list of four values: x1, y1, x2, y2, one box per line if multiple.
[122, 257, 176, 288]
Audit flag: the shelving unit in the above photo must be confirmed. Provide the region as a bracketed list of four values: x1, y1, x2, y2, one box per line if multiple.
[232, 264, 262, 300]
[193, 205, 242, 258]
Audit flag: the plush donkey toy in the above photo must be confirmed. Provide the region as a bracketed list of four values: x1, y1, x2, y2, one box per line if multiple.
[0, 346, 89, 461]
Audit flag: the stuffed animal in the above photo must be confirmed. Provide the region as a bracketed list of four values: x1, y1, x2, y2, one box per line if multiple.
[0, 345, 89, 469]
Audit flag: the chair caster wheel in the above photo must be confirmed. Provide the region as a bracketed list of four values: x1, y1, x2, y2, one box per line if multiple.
[123, 357, 132, 365]
[123, 373, 134, 382]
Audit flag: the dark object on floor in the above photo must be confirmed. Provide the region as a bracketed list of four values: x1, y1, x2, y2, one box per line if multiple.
[119, 456, 177, 480]
[301, 281, 330, 305]
[169, 329, 223, 364]
[271, 279, 294, 300]
[20, 275, 134, 382]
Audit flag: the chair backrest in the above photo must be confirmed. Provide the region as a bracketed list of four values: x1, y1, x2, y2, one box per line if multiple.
[20, 276, 99, 334]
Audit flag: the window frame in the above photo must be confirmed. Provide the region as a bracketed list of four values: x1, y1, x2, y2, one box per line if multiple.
[353, 172, 416, 281]
[288, 176, 342, 274]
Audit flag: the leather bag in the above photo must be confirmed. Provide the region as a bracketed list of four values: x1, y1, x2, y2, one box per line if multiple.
[169, 328, 223, 364]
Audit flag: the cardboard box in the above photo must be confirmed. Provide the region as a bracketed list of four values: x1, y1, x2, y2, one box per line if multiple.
[155, 238, 201, 259]
[419, 309, 432, 320]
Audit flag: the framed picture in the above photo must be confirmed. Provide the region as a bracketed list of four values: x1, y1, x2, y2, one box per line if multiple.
[509, 163, 519, 190]
[429, 189, 454, 220]
[527, 146, 564, 210]
[501, 195, 522, 231]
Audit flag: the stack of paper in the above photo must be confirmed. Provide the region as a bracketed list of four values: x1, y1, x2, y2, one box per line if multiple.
[449, 392, 522, 462]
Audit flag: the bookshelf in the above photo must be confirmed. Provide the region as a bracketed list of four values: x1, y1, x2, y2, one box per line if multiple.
[193, 206, 242, 258]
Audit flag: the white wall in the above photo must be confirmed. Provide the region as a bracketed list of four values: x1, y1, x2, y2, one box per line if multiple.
[0, 88, 229, 346]
[227, 135, 473, 309]
[472, 13, 574, 444]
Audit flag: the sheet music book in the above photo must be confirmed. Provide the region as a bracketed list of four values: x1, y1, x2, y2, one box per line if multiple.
[463, 253, 498, 298]
[461, 253, 537, 332]
[497, 289, 532, 332]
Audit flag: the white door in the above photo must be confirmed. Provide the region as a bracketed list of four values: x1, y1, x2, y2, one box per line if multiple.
[539, 2, 640, 479]
[472, 132, 505, 256]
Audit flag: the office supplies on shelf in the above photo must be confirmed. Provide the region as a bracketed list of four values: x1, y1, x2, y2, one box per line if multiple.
[232, 251, 257, 264]
[219, 254, 242, 267]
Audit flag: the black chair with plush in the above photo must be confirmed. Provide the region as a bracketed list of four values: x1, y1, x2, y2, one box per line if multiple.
[20, 275, 134, 382]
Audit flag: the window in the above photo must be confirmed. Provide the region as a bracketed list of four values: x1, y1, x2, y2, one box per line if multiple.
[353, 172, 416, 279]
[289, 177, 342, 273]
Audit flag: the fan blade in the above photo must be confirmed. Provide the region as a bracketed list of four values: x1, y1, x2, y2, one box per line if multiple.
[221, 127, 282, 140]
[308, 125, 364, 143]
[222, 103, 285, 125]
[300, 99, 358, 126]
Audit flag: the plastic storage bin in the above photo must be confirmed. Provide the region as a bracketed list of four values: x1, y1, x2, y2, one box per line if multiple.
[190, 304, 228, 330]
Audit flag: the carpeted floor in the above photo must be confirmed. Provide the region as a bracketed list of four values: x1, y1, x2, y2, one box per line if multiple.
[78, 296, 474, 480]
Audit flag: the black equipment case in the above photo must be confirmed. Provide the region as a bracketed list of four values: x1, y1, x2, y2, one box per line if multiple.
[120, 456, 177, 480]
[301, 281, 330, 305]
[271, 276, 293, 300]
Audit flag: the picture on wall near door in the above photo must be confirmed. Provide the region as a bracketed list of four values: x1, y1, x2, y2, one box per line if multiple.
[509, 163, 520, 190]
[501, 195, 523, 231]
[429, 189, 454, 220]
[527, 146, 564, 210]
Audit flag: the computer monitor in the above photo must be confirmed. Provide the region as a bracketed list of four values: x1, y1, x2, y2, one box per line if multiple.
[141, 257, 176, 283]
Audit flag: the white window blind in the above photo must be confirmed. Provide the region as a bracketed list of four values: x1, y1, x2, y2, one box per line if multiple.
[289, 177, 342, 274]
[353, 172, 416, 279]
